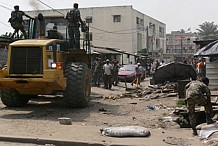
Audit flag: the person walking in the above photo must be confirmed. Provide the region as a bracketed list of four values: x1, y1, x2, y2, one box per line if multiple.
[103, 59, 113, 89]
[146, 62, 151, 76]
[65, 3, 85, 49]
[155, 60, 160, 72]
[112, 60, 119, 86]
[9, 5, 34, 39]
[131, 63, 142, 86]
[185, 77, 215, 136]
[196, 58, 204, 78]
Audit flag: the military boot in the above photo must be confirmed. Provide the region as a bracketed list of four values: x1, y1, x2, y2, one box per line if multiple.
[192, 126, 198, 136]
[206, 113, 216, 124]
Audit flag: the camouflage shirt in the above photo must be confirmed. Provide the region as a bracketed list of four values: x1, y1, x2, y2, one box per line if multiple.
[10, 10, 26, 23]
[66, 8, 81, 26]
[185, 80, 211, 99]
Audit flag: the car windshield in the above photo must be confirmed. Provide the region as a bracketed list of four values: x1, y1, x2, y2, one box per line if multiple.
[120, 65, 136, 71]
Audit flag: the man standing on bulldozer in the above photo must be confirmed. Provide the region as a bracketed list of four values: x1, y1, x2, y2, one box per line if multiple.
[9, 5, 34, 39]
[66, 3, 86, 49]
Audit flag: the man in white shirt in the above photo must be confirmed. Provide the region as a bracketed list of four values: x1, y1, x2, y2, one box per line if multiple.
[103, 59, 113, 89]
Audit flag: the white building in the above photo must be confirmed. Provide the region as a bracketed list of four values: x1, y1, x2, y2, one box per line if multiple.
[166, 31, 197, 62]
[25, 5, 166, 64]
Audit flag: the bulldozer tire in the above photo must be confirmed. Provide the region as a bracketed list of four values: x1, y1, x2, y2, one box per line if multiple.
[0, 89, 29, 107]
[64, 62, 91, 108]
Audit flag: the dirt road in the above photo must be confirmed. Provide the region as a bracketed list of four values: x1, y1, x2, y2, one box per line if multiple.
[0, 78, 205, 145]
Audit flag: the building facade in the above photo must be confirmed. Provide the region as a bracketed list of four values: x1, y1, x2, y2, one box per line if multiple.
[25, 5, 166, 64]
[166, 31, 197, 62]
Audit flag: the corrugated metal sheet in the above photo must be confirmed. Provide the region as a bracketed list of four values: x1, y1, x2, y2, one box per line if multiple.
[91, 47, 121, 54]
[206, 58, 218, 91]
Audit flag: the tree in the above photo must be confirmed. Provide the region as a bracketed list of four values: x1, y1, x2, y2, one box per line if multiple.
[196, 22, 218, 40]
[0, 32, 12, 38]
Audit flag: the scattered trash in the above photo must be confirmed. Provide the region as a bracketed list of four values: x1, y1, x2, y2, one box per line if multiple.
[103, 96, 117, 100]
[204, 138, 218, 146]
[162, 116, 173, 122]
[100, 126, 150, 137]
[163, 136, 190, 146]
[99, 108, 107, 112]
[199, 122, 218, 139]
[130, 102, 137, 104]
[147, 105, 155, 110]
[58, 117, 72, 125]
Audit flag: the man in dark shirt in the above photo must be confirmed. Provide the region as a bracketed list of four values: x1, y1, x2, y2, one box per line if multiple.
[9, 5, 33, 39]
[65, 3, 85, 49]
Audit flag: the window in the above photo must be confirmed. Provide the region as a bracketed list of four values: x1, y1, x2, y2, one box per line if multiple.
[140, 19, 144, 26]
[136, 17, 140, 24]
[113, 15, 121, 22]
[47, 43, 65, 52]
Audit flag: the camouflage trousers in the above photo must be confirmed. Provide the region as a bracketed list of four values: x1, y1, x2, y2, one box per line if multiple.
[10, 22, 27, 39]
[67, 25, 80, 49]
[92, 71, 102, 86]
[186, 95, 212, 127]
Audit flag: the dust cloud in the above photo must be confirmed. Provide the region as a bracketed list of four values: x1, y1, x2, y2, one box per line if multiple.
[28, 0, 43, 10]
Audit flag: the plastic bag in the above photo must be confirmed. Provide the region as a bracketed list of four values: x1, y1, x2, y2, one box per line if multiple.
[101, 126, 150, 137]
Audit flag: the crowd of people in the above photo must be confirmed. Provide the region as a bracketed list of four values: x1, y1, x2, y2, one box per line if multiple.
[91, 57, 120, 90]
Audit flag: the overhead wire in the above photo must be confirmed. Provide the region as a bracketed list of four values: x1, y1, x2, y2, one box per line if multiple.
[33, 1, 157, 36]
[36, 0, 65, 16]
[90, 26, 146, 34]
[0, 21, 11, 28]
[0, 4, 12, 11]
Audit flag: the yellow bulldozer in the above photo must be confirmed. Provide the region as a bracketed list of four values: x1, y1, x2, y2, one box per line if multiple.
[0, 13, 91, 108]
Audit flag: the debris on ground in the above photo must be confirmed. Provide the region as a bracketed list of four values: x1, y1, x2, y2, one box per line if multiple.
[100, 126, 150, 137]
[147, 105, 156, 110]
[199, 122, 218, 139]
[163, 136, 191, 146]
[204, 138, 218, 146]
[102, 82, 178, 100]
[98, 80, 218, 143]
[58, 117, 72, 125]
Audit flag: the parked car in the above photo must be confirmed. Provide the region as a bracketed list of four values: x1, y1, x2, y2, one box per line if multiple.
[118, 64, 146, 82]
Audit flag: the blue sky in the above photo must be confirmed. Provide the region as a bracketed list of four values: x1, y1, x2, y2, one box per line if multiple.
[0, 0, 218, 34]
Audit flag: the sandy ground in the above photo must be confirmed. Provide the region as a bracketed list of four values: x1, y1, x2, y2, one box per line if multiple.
[0, 77, 213, 146]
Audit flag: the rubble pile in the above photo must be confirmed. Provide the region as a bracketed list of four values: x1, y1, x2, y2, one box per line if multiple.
[114, 82, 178, 100]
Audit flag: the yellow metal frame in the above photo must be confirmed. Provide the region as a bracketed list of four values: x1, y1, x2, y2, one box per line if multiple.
[0, 39, 67, 95]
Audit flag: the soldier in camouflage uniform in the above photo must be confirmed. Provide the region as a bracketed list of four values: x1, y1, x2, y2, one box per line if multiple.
[65, 3, 85, 49]
[92, 58, 102, 86]
[9, 5, 34, 39]
[185, 77, 215, 135]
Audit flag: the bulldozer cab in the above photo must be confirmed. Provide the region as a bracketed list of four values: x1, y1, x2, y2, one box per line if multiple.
[25, 15, 90, 52]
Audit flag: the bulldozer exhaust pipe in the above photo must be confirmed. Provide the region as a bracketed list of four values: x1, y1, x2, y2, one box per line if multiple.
[38, 13, 45, 38]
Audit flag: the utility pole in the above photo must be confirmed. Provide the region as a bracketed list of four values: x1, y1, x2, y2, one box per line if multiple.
[181, 34, 183, 62]
[146, 26, 149, 55]
[151, 24, 155, 59]
[85, 17, 92, 54]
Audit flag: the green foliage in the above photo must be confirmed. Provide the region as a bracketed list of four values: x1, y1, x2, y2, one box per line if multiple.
[176, 99, 186, 107]
[196, 21, 218, 40]
[1, 32, 12, 38]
